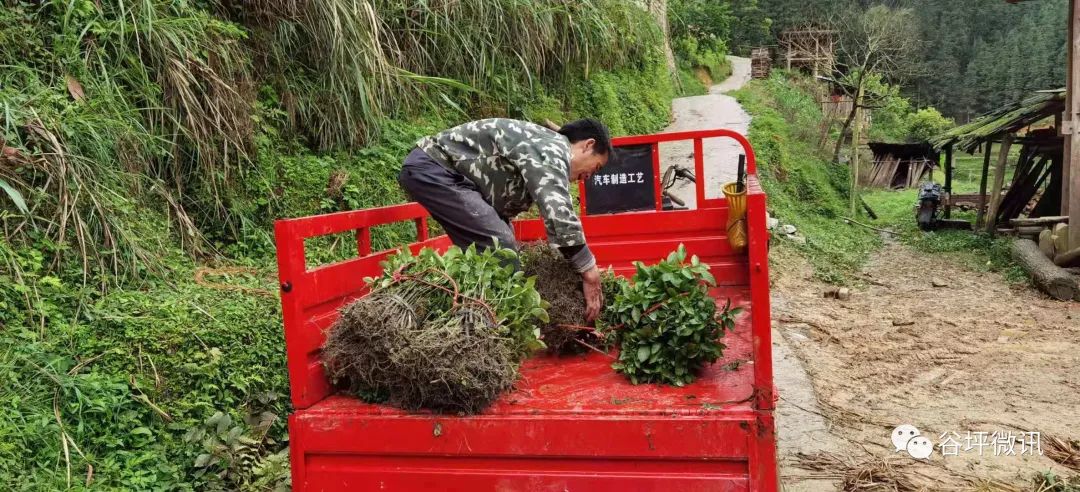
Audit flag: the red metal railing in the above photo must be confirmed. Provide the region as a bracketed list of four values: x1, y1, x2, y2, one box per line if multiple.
[274, 129, 770, 411]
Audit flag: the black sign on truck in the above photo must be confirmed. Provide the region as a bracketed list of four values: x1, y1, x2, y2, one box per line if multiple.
[584, 143, 655, 215]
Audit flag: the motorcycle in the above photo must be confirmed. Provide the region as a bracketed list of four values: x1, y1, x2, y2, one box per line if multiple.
[916, 182, 943, 231]
[661, 165, 697, 211]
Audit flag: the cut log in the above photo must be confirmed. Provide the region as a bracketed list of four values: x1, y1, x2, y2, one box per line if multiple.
[1016, 225, 1046, 235]
[1039, 229, 1056, 258]
[1053, 223, 1070, 252]
[1054, 246, 1080, 268]
[1010, 216, 1069, 227]
[1011, 239, 1080, 300]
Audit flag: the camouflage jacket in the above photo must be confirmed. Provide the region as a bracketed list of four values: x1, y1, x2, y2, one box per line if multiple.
[416, 118, 589, 252]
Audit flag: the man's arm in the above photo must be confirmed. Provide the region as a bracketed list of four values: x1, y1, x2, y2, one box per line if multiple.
[508, 138, 603, 321]
[507, 139, 595, 268]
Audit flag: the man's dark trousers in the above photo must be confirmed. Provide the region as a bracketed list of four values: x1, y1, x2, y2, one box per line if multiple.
[398, 147, 518, 252]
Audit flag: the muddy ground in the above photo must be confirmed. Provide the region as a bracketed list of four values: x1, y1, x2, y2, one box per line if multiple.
[773, 243, 1080, 490]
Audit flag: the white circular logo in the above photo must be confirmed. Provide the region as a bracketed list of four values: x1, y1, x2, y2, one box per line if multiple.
[891, 424, 921, 452]
[906, 436, 934, 459]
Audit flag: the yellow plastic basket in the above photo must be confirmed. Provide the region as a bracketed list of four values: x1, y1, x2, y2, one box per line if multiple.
[723, 182, 747, 252]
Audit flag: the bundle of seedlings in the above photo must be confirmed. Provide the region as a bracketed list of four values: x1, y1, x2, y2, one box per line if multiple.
[322, 245, 549, 414]
[519, 242, 602, 355]
[603, 245, 741, 386]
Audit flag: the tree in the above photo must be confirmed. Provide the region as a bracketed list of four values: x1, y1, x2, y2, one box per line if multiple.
[830, 5, 921, 164]
[826, 5, 920, 215]
[906, 0, 1065, 119]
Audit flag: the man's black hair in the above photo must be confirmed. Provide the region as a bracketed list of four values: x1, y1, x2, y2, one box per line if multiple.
[557, 118, 612, 156]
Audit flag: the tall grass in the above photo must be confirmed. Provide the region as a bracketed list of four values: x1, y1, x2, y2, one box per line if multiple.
[249, 0, 662, 148]
[0, 0, 663, 280]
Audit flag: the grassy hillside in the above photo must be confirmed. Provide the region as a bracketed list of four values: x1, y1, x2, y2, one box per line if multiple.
[0, 1, 714, 489]
[733, 72, 881, 283]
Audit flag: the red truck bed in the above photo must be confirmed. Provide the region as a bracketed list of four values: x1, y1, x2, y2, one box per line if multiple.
[274, 130, 777, 491]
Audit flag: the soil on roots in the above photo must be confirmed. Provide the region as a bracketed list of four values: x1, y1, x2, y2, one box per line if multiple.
[322, 282, 520, 414]
[519, 242, 600, 355]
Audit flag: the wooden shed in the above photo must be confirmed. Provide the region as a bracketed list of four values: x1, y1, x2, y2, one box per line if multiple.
[779, 28, 836, 77]
[931, 90, 1066, 229]
[865, 142, 939, 189]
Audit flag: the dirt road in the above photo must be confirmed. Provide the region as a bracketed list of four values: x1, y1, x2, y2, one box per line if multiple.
[773, 244, 1080, 489]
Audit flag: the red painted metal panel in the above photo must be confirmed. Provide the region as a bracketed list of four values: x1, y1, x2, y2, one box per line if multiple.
[745, 177, 774, 411]
[284, 203, 430, 243]
[304, 464, 749, 492]
[296, 414, 755, 457]
[749, 412, 780, 492]
[292, 407, 761, 491]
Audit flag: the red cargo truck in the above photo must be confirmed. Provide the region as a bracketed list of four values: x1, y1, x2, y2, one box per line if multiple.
[274, 129, 778, 491]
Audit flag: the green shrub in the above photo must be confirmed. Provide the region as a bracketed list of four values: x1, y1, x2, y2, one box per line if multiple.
[0, 239, 289, 490]
[868, 79, 954, 143]
[906, 107, 954, 142]
[605, 246, 740, 386]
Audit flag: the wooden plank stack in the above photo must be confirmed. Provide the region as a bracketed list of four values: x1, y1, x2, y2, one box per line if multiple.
[751, 47, 771, 79]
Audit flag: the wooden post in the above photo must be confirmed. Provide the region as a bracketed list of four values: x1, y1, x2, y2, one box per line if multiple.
[1068, 0, 1080, 249]
[944, 144, 954, 218]
[976, 141, 994, 229]
[986, 134, 1014, 235]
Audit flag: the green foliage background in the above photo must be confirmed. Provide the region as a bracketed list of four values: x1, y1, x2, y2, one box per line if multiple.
[758, 0, 1068, 121]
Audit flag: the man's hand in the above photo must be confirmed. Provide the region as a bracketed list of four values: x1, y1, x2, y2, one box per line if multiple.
[582, 266, 603, 323]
